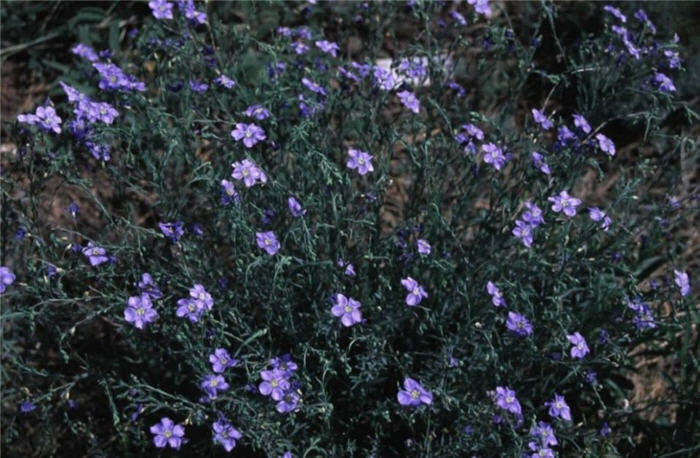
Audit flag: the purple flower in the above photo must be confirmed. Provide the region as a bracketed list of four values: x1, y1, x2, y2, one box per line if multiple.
[190, 284, 213, 310]
[482, 143, 507, 170]
[19, 400, 36, 413]
[210, 348, 238, 373]
[468, 0, 491, 15]
[93, 62, 145, 91]
[512, 220, 534, 247]
[301, 77, 328, 96]
[531, 109, 553, 130]
[231, 123, 266, 148]
[270, 354, 298, 375]
[182, 0, 207, 24]
[548, 191, 582, 217]
[596, 133, 616, 156]
[291, 41, 309, 54]
[531, 152, 551, 175]
[589, 207, 612, 231]
[82, 242, 109, 266]
[664, 50, 681, 69]
[17, 105, 62, 134]
[276, 390, 301, 413]
[451, 10, 467, 26]
[530, 421, 558, 447]
[338, 259, 356, 277]
[189, 80, 208, 92]
[486, 281, 506, 307]
[231, 159, 267, 187]
[124, 294, 158, 329]
[138, 273, 163, 299]
[557, 125, 576, 145]
[176, 298, 202, 322]
[494, 386, 521, 415]
[201, 374, 229, 399]
[149, 0, 174, 19]
[401, 277, 428, 306]
[150, 417, 185, 449]
[256, 231, 280, 255]
[506, 311, 533, 336]
[346, 148, 374, 175]
[398, 58, 428, 80]
[259, 369, 290, 400]
[244, 104, 271, 120]
[522, 202, 544, 227]
[573, 114, 591, 134]
[600, 422, 611, 437]
[281, 452, 293, 458]
[417, 238, 431, 255]
[397, 378, 433, 406]
[397, 90, 420, 114]
[212, 420, 242, 452]
[373, 66, 396, 91]
[674, 270, 690, 297]
[71, 43, 99, 62]
[0, 266, 16, 294]
[603, 5, 627, 22]
[546, 394, 572, 421]
[448, 81, 466, 97]
[214, 75, 236, 89]
[528, 442, 555, 458]
[331, 293, 362, 327]
[220, 179, 240, 205]
[288, 197, 306, 217]
[567, 332, 590, 359]
[159, 221, 184, 243]
[315, 40, 339, 57]
[653, 72, 676, 93]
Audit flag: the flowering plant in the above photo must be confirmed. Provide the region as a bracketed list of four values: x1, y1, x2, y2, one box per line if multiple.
[1, 1, 697, 456]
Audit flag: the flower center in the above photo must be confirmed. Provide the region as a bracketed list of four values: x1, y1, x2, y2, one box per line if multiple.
[271, 380, 278, 388]
[506, 395, 514, 404]
[188, 303, 196, 312]
[136, 307, 145, 316]
[220, 357, 227, 365]
[555, 402, 562, 409]
[412, 287, 420, 296]
[164, 430, 172, 438]
[210, 379, 219, 387]
[411, 389, 420, 399]
[358, 158, 365, 165]
[344, 306, 352, 313]
[264, 239, 270, 246]
[92, 249, 100, 255]
[242, 169, 249, 177]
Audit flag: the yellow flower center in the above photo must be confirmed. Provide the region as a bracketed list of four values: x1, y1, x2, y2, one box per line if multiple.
[164, 430, 172, 438]
[210, 379, 219, 387]
[344, 306, 352, 313]
[411, 389, 420, 399]
[137, 307, 145, 316]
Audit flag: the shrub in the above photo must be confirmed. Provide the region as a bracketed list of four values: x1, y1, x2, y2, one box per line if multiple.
[2, 1, 697, 457]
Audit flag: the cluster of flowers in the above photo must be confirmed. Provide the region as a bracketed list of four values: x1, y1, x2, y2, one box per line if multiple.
[258, 355, 302, 414]
[150, 414, 243, 452]
[60, 82, 119, 160]
[487, 280, 591, 359]
[176, 284, 214, 322]
[200, 347, 238, 401]
[603, 5, 680, 93]
[148, 0, 206, 24]
[493, 387, 573, 456]
[124, 273, 163, 329]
